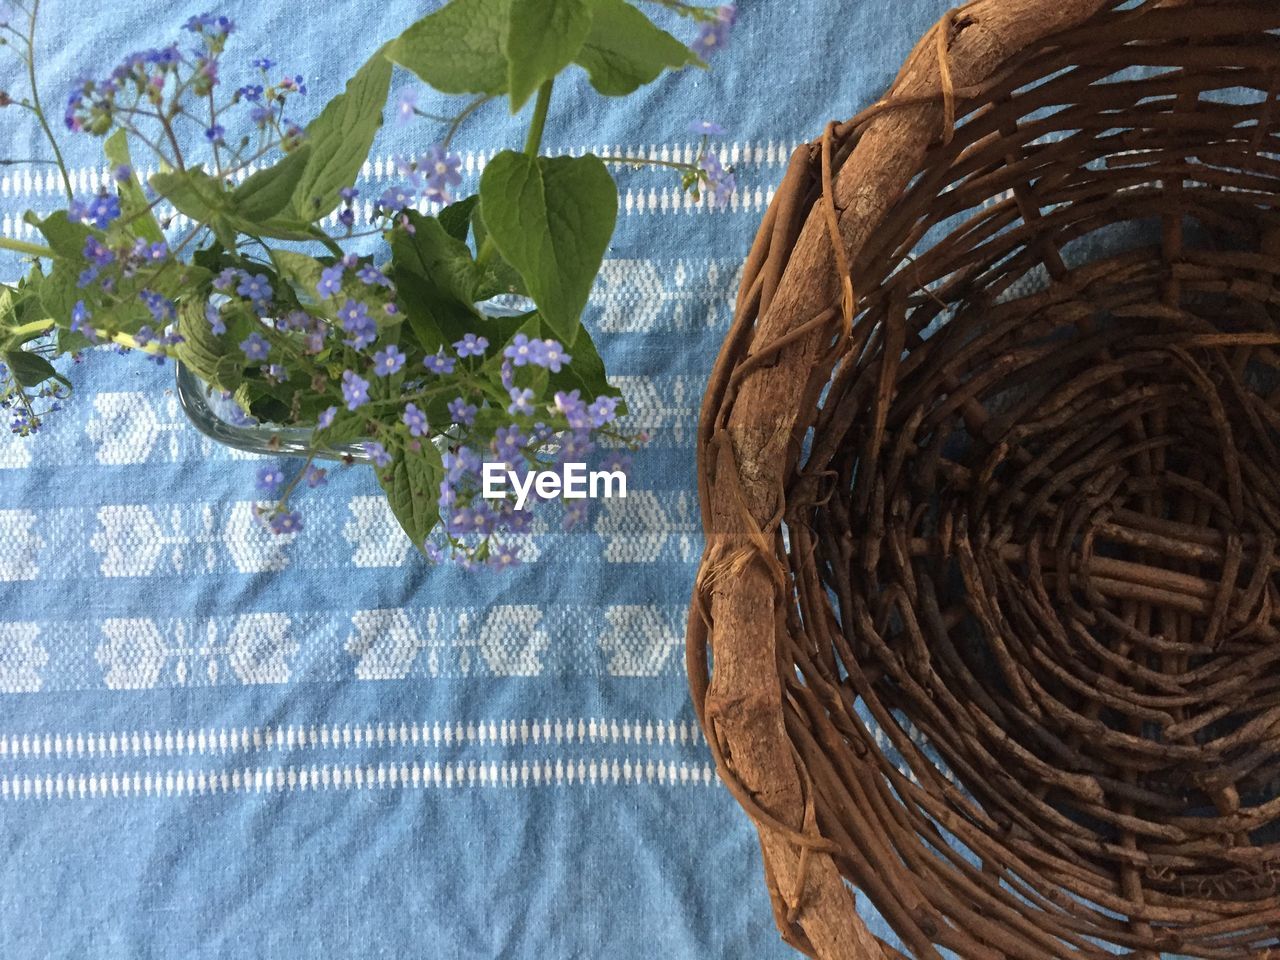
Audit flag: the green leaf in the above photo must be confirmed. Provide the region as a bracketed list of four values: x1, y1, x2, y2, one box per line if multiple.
[387, 0, 510, 96]
[287, 51, 392, 220]
[175, 297, 252, 393]
[377, 436, 444, 548]
[575, 0, 701, 96]
[152, 168, 324, 246]
[506, 0, 592, 111]
[233, 144, 313, 222]
[438, 196, 479, 242]
[3, 349, 67, 390]
[27, 210, 90, 259]
[104, 130, 164, 243]
[269, 250, 325, 301]
[478, 151, 616, 343]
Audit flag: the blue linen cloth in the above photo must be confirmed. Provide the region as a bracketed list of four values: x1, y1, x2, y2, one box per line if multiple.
[0, 2, 957, 956]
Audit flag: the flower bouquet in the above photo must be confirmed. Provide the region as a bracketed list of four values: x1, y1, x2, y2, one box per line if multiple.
[0, 0, 737, 566]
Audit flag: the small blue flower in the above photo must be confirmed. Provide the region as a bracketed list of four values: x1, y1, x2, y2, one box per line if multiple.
[700, 152, 736, 208]
[589, 395, 619, 426]
[112, 164, 133, 182]
[316, 264, 344, 298]
[316, 405, 337, 430]
[378, 184, 415, 211]
[338, 299, 375, 349]
[537, 339, 570, 373]
[454, 333, 488, 357]
[212, 267, 238, 292]
[507, 387, 535, 417]
[338, 208, 355, 229]
[422, 144, 462, 202]
[70, 300, 98, 343]
[83, 236, 115, 267]
[423, 351, 456, 375]
[402, 402, 428, 437]
[140, 289, 176, 323]
[372, 344, 406, 377]
[202, 301, 226, 334]
[448, 397, 477, 426]
[689, 119, 727, 136]
[339, 186, 359, 203]
[237, 83, 263, 102]
[237, 272, 273, 303]
[395, 86, 418, 125]
[205, 124, 225, 142]
[70, 192, 121, 229]
[691, 5, 737, 57]
[357, 265, 391, 287]
[363, 441, 393, 468]
[341, 369, 370, 411]
[488, 542, 521, 569]
[305, 466, 327, 488]
[269, 510, 303, 535]
[251, 57, 275, 71]
[256, 464, 286, 494]
[240, 331, 270, 361]
[503, 333, 538, 367]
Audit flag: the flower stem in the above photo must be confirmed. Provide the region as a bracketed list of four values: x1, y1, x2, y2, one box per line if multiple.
[7, 318, 55, 339]
[523, 79, 554, 158]
[24, 0, 73, 203]
[478, 79, 555, 271]
[0, 235, 54, 258]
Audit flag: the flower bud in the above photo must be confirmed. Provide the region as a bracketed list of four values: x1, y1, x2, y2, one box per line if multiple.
[0, 91, 10, 107]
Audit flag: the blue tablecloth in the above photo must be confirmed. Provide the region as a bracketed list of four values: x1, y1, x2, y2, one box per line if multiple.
[0, 2, 953, 956]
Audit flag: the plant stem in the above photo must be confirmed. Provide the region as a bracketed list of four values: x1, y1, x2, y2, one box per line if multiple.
[24, 0, 73, 202]
[596, 154, 699, 172]
[523, 79, 554, 158]
[0, 235, 53, 258]
[478, 79, 555, 270]
[7, 318, 55, 339]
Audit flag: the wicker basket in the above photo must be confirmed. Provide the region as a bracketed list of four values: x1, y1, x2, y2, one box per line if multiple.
[688, 1, 1280, 956]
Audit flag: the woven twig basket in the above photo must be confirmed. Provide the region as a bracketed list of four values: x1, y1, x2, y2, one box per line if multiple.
[688, 1, 1280, 957]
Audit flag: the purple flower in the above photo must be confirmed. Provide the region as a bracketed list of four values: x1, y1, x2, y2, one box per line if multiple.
[203, 302, 226, 335]
[691, 5, 737, 57]
[378, 184, 415, 211]
[69, 192, 120, 229]
[423, 351, 456, 375]
[316, 405, 337, 430]
[493, 425, 526, 459]
[689, 120, 726, 136]
[338, 208, 355, 229]
[140, 289, 175, 323]
[256, 464, 285, 494]
[305, 466, 327, 488]
[700, 152, 735, 208]
[83, 235, 115, 267]
[372, 344, 406, 377]
[251, 57, 275, 71]
[338, 299, 375, 349]
[507, 387, 535, 417]
[213, 268, 238, 292]
[317, 264, 343, 298]
[237, 83, 263, 102]
[448, 397, 477, 426]
[423, 144, 462, 202]
[588, 395, 619, 426]
[239, 331, 270, 361]
[503, 333, 538, 367]
[395, 86, 418, 125]
[269, 510, 303, 535]
[205, 124, 225, 142]
[402, 402, 428, 437]
[356, 265, 390, 287]
[70, 300, 98, 343]
[488, 542, 521, 569]
[339, 186, 359, 203]
[341, 369, 370, 411]
[363, 441, 392, 468]
[454, 333, 488, 357]
[236, 272, 272, 303]
[537, 339, 569, 373]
